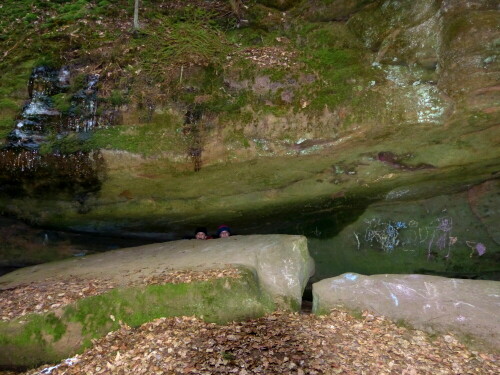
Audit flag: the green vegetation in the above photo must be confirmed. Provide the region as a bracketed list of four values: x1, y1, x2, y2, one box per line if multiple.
[0, 313, 66, 347]
[0, 0, 379, 153]
[0, 98, 19, 137]
[140, 18, 230, 69]
[108, 90, 128, 106]
[0, 312, 68, 368]
[0, 98, 18, 111]
[51, 93, 72, 113]
[90, 111, 186, 156]
[49, 133, 93, 154]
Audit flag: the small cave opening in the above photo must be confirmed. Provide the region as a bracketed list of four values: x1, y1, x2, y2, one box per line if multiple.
[301, 282, 314, 314]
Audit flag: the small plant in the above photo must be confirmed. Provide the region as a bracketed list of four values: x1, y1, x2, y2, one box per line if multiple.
[221, 351, 237, 361]
[109, 90, 128, 107]
[52, 93, 72, 113]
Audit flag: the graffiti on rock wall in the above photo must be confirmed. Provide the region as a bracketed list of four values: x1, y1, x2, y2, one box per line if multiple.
[427, 217, 453, 260]
[354, 216, 487, 260]
[359, 218, 408, 253]
[465, 241, 487, 257]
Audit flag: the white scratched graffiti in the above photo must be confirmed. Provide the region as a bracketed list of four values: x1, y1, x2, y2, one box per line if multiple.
[362, 218, 407, 253]
[427, 217, 454, 260]
[354, 215, 487, 262]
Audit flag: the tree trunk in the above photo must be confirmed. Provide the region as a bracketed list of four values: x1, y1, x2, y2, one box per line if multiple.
[133, 0, 140, 30]
[229, 0, 242, 22]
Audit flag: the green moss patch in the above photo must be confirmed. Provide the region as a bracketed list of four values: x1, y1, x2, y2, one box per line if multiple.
[90, 111, 185, 156]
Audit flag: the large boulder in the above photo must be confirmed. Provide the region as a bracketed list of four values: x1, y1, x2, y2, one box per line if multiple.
[0, 267, 272, 370]
[313, 273, 500, 350]
[0, 235, 314, 369]
[0, 234, 314, 309]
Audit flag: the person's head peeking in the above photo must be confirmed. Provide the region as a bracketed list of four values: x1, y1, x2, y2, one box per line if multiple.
[194, 227, 208, 240]
[217, 225, 231, 238]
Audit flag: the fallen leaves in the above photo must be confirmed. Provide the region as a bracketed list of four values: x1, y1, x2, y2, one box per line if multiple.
[141, 267, 241, 286]
[11, 309, 499, 375]
[0, 278, 116, 322]
[0, 267, 241, 322]
[227, 46, 298, 69]
[1, 268, 499, 374]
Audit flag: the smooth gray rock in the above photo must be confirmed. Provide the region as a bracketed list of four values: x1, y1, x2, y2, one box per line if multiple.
[0, 234, 314, 310]
[313, 273, 500, 350]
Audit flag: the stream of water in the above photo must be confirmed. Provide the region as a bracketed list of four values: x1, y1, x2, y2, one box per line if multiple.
[0, 66, 104, 196]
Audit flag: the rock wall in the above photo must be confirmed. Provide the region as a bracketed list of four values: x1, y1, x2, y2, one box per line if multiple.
[309, 181, 500, 283]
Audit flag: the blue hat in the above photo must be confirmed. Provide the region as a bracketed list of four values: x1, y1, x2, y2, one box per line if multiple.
[216, 225, 231, 236]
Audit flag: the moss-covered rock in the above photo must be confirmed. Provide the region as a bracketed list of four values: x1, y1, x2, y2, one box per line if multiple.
[0, 235, 314, 310]
[347, 0, 440, 65]
[439, 10, 500, 107]
[0, 234, 315, 369]
[0, 268, 274, 369]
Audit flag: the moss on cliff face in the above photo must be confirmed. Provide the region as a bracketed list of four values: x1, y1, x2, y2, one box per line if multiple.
[0, 0, 491, 160]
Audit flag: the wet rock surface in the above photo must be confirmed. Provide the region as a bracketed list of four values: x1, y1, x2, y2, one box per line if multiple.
[309, 183, 500, 284]
[313, 273, 500, 351]
[0, 65, 105, 196]
[0, 148, 105, 197]
[6, 66, 99, 150]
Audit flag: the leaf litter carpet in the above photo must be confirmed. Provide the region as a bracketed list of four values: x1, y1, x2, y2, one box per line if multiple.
[10, 310, 499, 375]
[0, 268, 498, 375]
